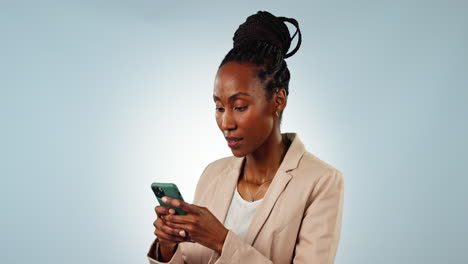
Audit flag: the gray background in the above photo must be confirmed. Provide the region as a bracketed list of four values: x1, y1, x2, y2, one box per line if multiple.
[1, 0, 467, 263]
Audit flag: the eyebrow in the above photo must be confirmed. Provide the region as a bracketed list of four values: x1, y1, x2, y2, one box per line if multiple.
[213, 92, 251, 102]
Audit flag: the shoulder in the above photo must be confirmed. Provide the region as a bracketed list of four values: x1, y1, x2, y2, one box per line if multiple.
[292, 150, 344, 190]
[283, 150, 344, 212]
[203, 156, 239, 174]
[281, 132, 343, 184]
[192, 156, 240, 203]
[299, 151, 343, 175]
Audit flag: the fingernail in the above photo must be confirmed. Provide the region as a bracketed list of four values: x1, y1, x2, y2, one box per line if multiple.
[179, 230, 186, 237]
[169, 209, 175, 214]
[162, 197, 167, 203]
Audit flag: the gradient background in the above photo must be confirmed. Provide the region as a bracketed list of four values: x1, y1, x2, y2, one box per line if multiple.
[1, 0, 467, 263]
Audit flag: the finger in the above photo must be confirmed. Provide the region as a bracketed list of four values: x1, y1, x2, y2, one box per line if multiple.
[155, 219, 187, 238]
[155, 206, 176, 216]
[160, 223, 186, 237]
[155, 206, 169, 215]
[154, 218, 164, 229]
[155, 228, 186, 243]
[155, 222, 187, 241]
[161, 223, 191, 241]
[164, 223, 193, 240]
[164, 220, 190, 233]
[162, 196, 197, 214]
[164, 214, 194, 224]
[154, 218, 177, 229]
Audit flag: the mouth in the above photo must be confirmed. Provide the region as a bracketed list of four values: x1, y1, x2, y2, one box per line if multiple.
[225, 137, 243, 148]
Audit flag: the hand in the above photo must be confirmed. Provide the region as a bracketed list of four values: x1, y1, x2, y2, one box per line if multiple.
[162, 196, 229, 254]
[153, 205, 190, 247]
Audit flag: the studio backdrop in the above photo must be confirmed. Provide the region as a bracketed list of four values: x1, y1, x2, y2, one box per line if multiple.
[1, 0, 467, 263]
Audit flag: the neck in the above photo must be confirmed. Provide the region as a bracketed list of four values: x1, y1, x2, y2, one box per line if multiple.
[243, 130, 290, 184]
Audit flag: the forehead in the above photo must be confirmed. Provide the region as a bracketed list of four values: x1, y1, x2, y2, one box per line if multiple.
[213, 62, 264, 99]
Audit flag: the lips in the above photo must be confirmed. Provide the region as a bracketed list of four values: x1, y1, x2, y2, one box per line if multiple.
[225, 137, 243, 148]
[225, 137, 242, 141]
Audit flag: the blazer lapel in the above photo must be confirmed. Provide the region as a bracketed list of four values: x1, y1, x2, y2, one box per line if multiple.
[245, 132, 305, 245]
[244, 169, 292, 245]
[208, 133, 305, 263]
[207, 158, 245, 264]
[210, 157, 245, 223]
[211, 133, 306, 246]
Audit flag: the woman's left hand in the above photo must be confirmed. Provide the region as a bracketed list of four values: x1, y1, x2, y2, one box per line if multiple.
[161, 196, 229, 254]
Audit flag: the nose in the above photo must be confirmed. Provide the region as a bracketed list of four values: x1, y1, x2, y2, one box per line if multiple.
[221, 110, 236, 132]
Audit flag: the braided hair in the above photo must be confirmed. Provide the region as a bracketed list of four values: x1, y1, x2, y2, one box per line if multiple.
[219, 11, 302, 123]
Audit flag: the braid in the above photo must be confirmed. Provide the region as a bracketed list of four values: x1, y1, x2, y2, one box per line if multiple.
[219, 11, 302, 103]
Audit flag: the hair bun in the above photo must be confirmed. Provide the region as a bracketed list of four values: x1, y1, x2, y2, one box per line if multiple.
[233, 11, 302, 58]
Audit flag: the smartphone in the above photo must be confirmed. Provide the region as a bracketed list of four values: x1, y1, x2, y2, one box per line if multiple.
[151, 182, 187, 215]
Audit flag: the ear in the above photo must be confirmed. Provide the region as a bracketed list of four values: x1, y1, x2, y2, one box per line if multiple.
[274, 88, 287, 113]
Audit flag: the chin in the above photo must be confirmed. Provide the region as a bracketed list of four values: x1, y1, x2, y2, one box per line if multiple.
[230, 149, 246, 158]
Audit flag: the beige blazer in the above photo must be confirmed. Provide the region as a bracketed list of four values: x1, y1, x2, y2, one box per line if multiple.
[148, 133, 344, 264]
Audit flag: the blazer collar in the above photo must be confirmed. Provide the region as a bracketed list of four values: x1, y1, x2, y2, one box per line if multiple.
[211, 132, 306, 245]
[278, 132, 306, 172]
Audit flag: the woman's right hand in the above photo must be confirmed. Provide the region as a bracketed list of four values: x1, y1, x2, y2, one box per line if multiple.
[153, 205, 188, 247]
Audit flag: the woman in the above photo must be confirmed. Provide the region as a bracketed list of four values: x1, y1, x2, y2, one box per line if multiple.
[148, 11, 344, 264]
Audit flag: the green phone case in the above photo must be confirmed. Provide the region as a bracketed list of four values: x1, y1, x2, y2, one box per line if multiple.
[151, 182, 187, 215]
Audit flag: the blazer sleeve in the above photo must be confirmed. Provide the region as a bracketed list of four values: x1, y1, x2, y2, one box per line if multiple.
[147, 238, 185, 264]
[212, 169, 344, 264]
[211, 230, 273, 263]
[293, 169, 345, 263]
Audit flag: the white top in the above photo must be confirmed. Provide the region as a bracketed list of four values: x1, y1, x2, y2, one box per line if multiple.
[223, 185, 263, 241]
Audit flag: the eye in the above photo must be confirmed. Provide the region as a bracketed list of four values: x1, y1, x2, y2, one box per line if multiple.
[234, 106, 248, 112]
[215, 107, 225, 112]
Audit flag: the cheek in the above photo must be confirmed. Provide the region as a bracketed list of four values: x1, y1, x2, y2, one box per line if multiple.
[239, 109, 273, 133]
[215, 114, 222, 129]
